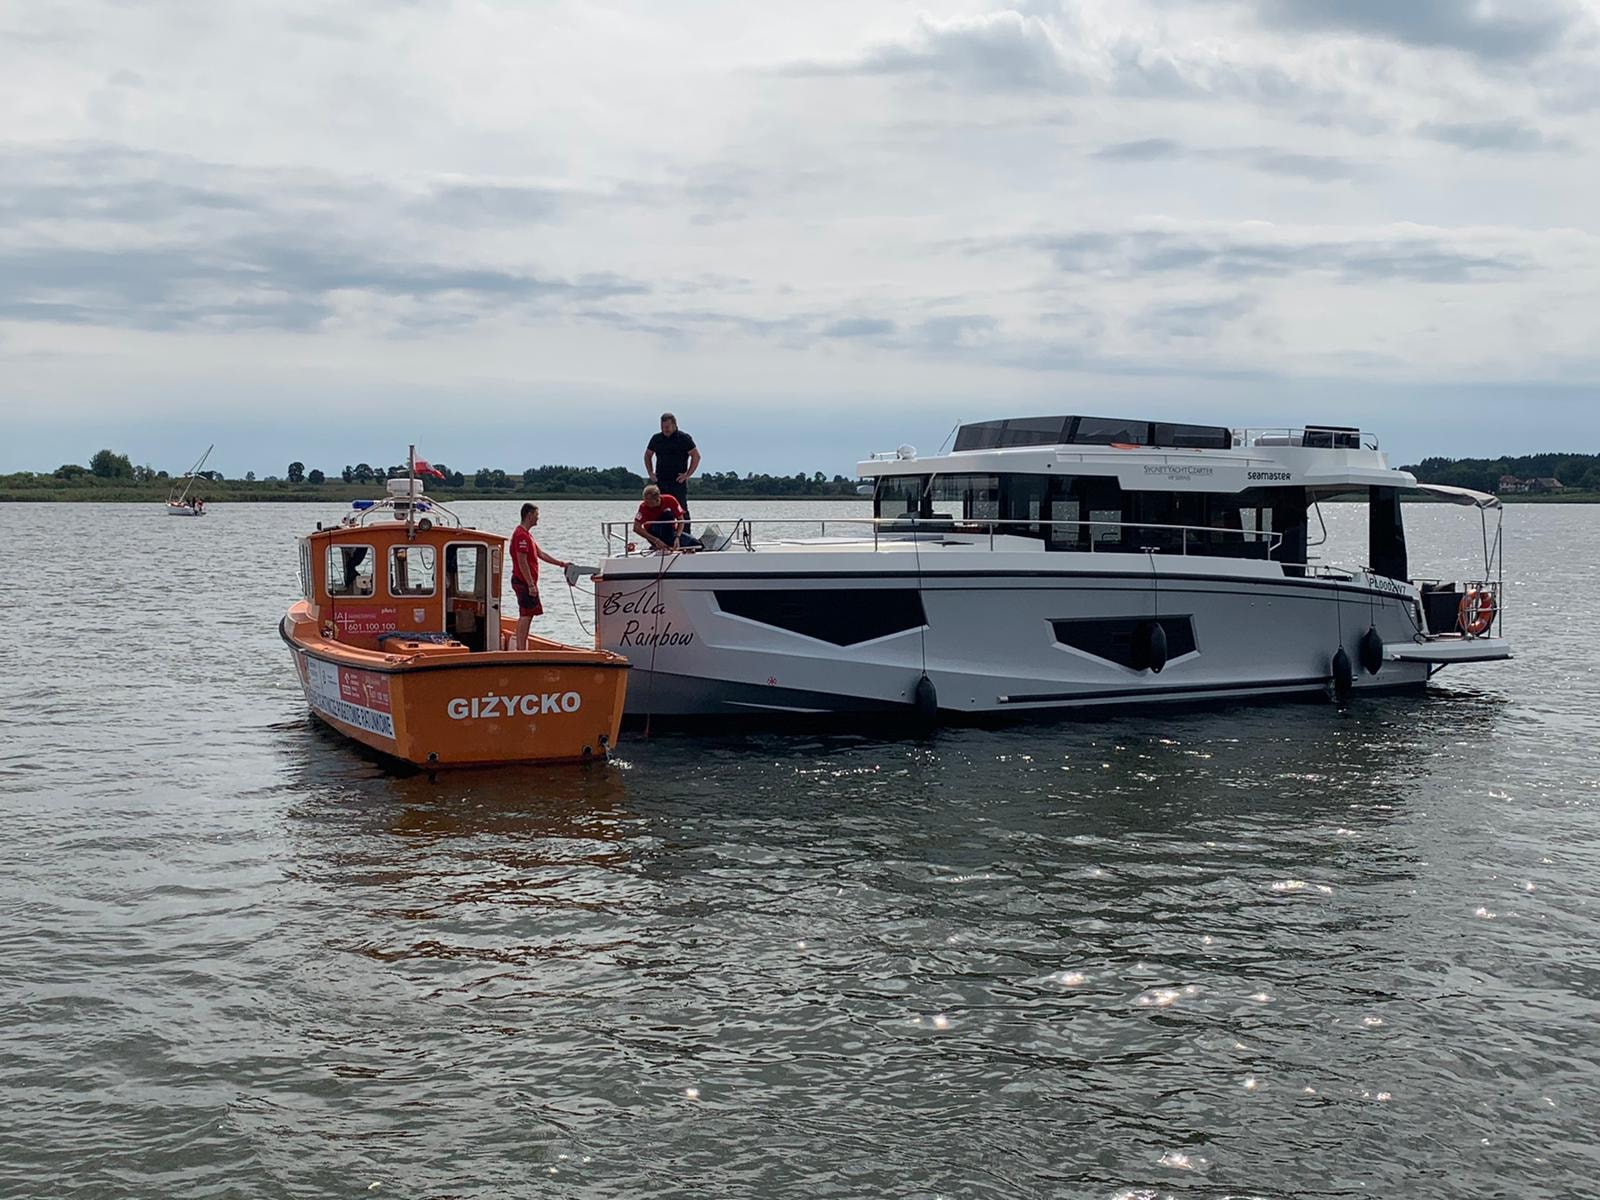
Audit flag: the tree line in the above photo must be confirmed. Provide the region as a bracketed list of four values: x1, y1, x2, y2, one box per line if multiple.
[328, 462, 862, 496]
[25, 450, 864, 497]
[31, 447, 1600, 499]
[1402, 452, 1600, 494]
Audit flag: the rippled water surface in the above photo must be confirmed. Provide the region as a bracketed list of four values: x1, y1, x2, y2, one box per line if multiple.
[2, 499, 1597, 1199]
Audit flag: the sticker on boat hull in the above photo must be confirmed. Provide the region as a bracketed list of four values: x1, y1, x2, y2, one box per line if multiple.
[301, 655, 396, 739]
[332, 606, 398, 638]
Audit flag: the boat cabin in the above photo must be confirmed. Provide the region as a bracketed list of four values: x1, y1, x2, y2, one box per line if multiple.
[297, 483, 504, 653]
[862, 413, 1418, 581]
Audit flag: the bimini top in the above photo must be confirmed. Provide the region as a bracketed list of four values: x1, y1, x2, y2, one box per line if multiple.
[1412, 482, 1502, 509]
[858, 413, 1412, 493]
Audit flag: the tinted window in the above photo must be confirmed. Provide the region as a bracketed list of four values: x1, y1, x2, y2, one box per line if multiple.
[1071, 416, 1149, 446]
[1151, 421, 1233, 449]
[953, 417, 1068, 451]
[874, 475, 928, 518]
[716, 589, 926, 645]
[929, 474, 1000, 521]
[1052, 616, 1197, 668]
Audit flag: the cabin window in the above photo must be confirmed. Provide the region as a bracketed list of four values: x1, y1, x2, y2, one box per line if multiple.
[327, 545, 376, 596]
[1125, 491, 1209, 552]
[875, 475, 929, 519]
[390, 545, 437, 596]
[1072, 476, 1125, 550]
[298, 541, 314, 601]
[1072, 416, 1149, 446]
[1049, 498, 1082, 549]
[928, 474, 1000, 523]
[1000, 474, 1050, 538]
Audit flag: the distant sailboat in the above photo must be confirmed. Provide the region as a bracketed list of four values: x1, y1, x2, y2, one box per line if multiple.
[166, 444, 214, 516]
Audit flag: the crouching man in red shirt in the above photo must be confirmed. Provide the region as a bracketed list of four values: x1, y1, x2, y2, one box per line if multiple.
[633, 484, 700, 552]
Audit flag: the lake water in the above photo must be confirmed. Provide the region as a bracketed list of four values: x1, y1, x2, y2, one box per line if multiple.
[1, 498, 1597, 1199]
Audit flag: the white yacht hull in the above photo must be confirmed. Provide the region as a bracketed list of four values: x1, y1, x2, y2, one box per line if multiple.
[595, 549, 1446, 718]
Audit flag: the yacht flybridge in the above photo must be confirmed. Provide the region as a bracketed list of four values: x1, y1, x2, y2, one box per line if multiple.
[593, 414, 1509, 718]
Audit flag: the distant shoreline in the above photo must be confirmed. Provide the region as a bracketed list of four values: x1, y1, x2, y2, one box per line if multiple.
[0, 488, 872, 504]
[2, 487, 1595, 504]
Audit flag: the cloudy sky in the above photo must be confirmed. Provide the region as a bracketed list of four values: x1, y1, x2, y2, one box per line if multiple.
[3, 0, 1598, 477]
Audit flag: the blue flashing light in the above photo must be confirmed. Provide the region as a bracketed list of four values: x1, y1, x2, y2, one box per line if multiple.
[352, 500, 376, 510]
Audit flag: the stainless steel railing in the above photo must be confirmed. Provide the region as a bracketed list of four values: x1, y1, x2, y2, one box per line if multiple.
[1233, 427, 1380, 451]
[601, 515, 1286, 558]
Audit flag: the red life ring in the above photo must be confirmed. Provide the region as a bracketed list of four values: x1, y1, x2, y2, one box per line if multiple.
[1458, 589, 1496, 636]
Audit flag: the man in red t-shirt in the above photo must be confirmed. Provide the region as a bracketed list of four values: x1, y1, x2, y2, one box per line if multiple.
[510, 502, 571, 650]
[633, 484, 699, 551]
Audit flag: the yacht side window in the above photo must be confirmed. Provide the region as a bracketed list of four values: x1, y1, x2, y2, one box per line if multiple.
[875, 475, 929, 519]
[327, 545, 376, 596]
[390, 545, 437, 596]
[1049, 499, 1082, 548]
[928, 473, 1000, 524]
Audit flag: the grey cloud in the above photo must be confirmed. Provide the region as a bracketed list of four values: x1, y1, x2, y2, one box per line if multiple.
[778, 12, 1076, 92]
[1257, 0, 1582, 62]
[916, 314, 999, 347]
[417, 182, 569, 226]
[1093, 138, 1184, 161]
[820, 317, 898, 339]
[1006, 228, 1525, 284]
[1246, 150, 1365, 181]
[774, 11, 1303, 102]
[1137, 295, 1256, 339]
[0, 238, 646, 332]
[1416, 118, 1569, 153]
[0, 145, 648, 332]
[1089, 138, 1367, 181]
[574, 306, 815, 346]
[0, 177, 262, 223]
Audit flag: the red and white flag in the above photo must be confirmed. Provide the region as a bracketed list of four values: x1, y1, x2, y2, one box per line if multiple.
[412, 456, 446, 480]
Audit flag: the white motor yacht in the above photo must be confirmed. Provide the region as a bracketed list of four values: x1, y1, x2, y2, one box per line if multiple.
[593, 415, 1509, 718]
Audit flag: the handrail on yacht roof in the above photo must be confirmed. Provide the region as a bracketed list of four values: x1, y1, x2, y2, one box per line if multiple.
[601, 515, 1285, 558]
[1233, 427, 1380, 451]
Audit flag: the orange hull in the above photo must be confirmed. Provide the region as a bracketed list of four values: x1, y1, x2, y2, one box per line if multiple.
[282, 603, 627, 767]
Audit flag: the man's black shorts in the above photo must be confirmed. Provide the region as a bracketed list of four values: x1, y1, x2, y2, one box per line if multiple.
[512, 584, 543, 615]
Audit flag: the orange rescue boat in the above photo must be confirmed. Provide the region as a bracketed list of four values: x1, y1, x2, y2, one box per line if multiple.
[281, 472, 627, 767]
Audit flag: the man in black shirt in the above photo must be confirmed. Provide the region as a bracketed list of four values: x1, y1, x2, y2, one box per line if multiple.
[644, 412, 700, 532]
